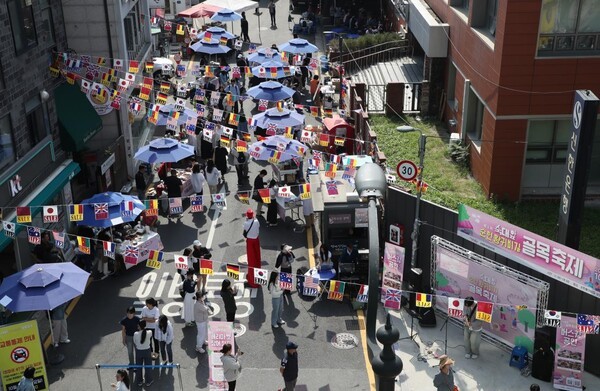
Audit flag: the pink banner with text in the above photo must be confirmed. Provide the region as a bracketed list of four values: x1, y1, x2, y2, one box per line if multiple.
[457, 204, 600, 299]
[553, 315, 585, 391]
[208, 321, 235, 390]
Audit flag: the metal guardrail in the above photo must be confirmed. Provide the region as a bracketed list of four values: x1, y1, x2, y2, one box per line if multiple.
[95, 363, 184, 391]
[335, 40, 410, 74]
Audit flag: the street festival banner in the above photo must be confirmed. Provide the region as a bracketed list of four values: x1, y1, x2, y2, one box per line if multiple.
[0, 320, 48, 391]
[381, 242, 405, 310]
[553, 315, 585, 391]
[207, 321, 235, 390]
[457, 204, 600, 299]
[434, 245, 540, 352]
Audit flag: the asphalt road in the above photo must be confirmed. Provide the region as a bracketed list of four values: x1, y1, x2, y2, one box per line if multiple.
[46, 1, 371, 389]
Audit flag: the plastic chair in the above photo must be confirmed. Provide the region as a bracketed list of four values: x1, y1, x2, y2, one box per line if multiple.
[509, 346, 529, 369]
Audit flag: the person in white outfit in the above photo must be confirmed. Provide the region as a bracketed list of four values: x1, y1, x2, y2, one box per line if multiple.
[155, 315, 174, 364]
[220, 343, 242, 391]
[181, 270, 197, 327]
[133, 320, 153, 387]
[190, 163, 206, 196]
[194, 291, 210, 353]
[111, 369, 130, 391]
[140, 298, 160, 359]
[205, 159, 222, 196]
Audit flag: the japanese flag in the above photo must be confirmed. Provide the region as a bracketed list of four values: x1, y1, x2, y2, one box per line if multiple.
[125, 72, 136, 82]
[81, 79, 91, 93]
[118, 78, 130, 90]
[447, 298, 465, 319]
[114, 59, 123, 70]
[278, 186, 291, 199]
[43, 205, 59, 223]
[174, 255, 189, 271]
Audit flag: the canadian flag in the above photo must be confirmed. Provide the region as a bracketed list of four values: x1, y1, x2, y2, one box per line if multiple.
[447, 297, 465, 319]
[174, 255, 189, 271]
[43, 205, 59, 223]
[125, 72, 135, 82]
[113, 59, 123, 70]
[81, 79, 91, 93]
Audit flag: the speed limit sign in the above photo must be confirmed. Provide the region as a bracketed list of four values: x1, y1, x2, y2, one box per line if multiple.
[396, 160, 418, 181]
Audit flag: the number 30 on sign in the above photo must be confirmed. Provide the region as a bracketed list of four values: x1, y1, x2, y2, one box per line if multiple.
[396, 160, 418, 182]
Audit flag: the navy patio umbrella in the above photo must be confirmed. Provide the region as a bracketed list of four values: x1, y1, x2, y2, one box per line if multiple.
[247, 81, 295, 101]
[196, 26, 236, 41]
[190, 38, 232, 55]
[252, 60, 291, 79]
[210, 8, 242, 22]
[77, 192, 145, 228]
[134, 138, 195, 164]
[156, 104, 198, 127]
[278, 38, 319, 54]
[251, 107, 305, 128]
[247, 48, 285, 65]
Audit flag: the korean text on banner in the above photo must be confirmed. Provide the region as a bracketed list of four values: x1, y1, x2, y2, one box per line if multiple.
[207, 321, 235, 390]
[0, 320, 49, 391]
[456, 204, 599, 299]
[553, 315, 585, 391]
[382, 242, 405, 291]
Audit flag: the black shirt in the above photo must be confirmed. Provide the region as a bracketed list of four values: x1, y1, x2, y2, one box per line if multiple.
[135, 170, 146, 190]
[253, 174, 266, 194]
[183, 278, 196, 293]
[120, 315, 140, 337]
[164, 175, 183, 197]
[220, 288, 237, 313]
[241, 18, 249, 33]
[281, 351, 298, 381]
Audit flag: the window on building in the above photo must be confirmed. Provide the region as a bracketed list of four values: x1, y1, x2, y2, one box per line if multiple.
[0, 115, 16, 170]
[0, 59, 5, 90]
[447, 62, 457, 108]
[25, 96, 49, 146]
[39, 0, 55, 47]
[537, 0, 600, 56]
[124, 16, 135, 52]
[470, 0, 498, 37]
[165, 0, 171, 15]
[465, 87, 484, 141]
[525, 120, 570, 164]
[7, 0, 38, 55]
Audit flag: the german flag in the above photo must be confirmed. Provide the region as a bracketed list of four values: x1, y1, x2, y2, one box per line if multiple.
[226, 264, 240, 280]
[145, 61, 154, 73]
[238, 192, 250, 204]
[160, 81, 171, 93]
[219, 36, 228, 45]
[220, 135, 230, 147]
[334, 136, 345, 146]
[156, 93, 168, 105]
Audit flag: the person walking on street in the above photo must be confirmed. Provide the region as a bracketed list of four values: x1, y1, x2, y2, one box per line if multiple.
[280, 341, 299, 391]
[463, 297, 482, 359]
[120, 306, 140, 366]
[111, 369, 130, 391]
[190, 163, 206, 196]
[268, 272, 285, 328]
[205, 159, 222, 196]
[231, 141, 249, 185]
[155, 315, 174, 364]
[214, 143, 229, 181]
[266, 180, 279, 226]
[133, 320, 153, 387]
[220, 343, 242, 391]
[135, 165, 147, 200]
[181, 270, 197, 327]
[240, 12, 250, 42]
[140, 298, 160, 359]
[252, 169, 268, 214]
[433, 355, 458, 391]
[220, 279, 238, 322]
[15, 367, 36, 391]
[194, 291, 210, 353]
[50, 302, 70, 348]
[269, 0, 277, 28]
[192, 240, 211, 292]
[243, 209, 262, 288]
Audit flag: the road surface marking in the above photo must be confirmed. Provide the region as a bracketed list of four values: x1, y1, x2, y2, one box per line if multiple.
[358, 309, 376, 390]
[205, 206, 221, 249]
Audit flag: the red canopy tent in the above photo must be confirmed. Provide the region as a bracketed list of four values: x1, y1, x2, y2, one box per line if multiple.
[178, 3, 222, 18]
[323, 115, 355, 154]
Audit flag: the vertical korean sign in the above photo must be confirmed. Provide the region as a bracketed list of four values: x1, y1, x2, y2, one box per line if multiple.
[382, 242, 405, 291]
[553, 315, 585, 391]
[207, 321, 235, 390]
[557, 90, 599, 249]
[0, 320, 48, 391]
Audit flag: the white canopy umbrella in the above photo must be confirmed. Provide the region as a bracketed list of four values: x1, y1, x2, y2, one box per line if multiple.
[203, 0, 257, 13]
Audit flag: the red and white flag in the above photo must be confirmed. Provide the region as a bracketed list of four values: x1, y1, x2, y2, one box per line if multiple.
[43, 205, 59, 223]
[447, 297, 465, 318]
[174, 255, 189, 271]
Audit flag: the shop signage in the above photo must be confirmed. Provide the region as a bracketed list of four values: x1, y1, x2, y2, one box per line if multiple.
[457, 204, 600, 299]
[328, 213, 352, 225]
[8, 175, 22, 198]
[100, 153, 116, 174]
[87, 84, 114, 116]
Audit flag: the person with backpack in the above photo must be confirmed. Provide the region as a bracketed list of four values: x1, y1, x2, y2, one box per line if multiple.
[231, 141, 249, 185]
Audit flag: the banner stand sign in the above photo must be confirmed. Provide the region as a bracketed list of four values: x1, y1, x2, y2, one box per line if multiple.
[553, 315, 585, 391]
[207, 321, 235, 390]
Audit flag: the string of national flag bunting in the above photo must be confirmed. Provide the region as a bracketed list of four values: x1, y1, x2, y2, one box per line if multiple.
[4, 215, 597, 331]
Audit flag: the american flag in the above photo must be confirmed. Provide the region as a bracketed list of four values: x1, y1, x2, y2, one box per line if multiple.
[190, 195, 204, 213]
[303, 276, 319, 297]
[356, 285, 369, 303]
[94, 203, 109, 220]
[383, 288, 402, 310]
[169, 197, 183, 214]
[53, 231, 65, 249]
[27, 227, 41, 245]
[124, 245, 139, 265]
[279, 272, 293, 290]
[121, 200, 135, 217]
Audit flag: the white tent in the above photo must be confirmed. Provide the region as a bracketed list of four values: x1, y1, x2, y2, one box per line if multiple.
[202, 0, 258, 14]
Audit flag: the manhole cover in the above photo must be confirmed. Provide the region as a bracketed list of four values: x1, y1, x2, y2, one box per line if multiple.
[234, 323, 246, 337]
[331, 332, 359, 349]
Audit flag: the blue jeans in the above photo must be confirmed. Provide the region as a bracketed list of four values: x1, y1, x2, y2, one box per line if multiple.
[135, 348, 153, 383]
[125, 335, 135, 365]
[159, 341, 173, 363]
[271, 295, 283, 326]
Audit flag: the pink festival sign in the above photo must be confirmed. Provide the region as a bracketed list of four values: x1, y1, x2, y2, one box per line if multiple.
[207, 321, 235, 390]
[553, 315, 585, 391]
[457, 204, 600, 299]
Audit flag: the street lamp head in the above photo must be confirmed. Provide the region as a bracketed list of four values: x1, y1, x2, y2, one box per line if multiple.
[355, 162, 387, 199]
[396, 125, 415, 133]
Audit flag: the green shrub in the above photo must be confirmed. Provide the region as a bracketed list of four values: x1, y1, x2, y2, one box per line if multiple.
[448, 141, 470, 169]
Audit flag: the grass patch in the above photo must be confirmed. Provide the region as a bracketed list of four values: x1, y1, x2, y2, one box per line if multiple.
[370, 114, 600, 258]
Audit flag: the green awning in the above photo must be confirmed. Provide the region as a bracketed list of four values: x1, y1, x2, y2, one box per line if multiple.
[0, 161, 81, 252]
[55, 83, 103, 152]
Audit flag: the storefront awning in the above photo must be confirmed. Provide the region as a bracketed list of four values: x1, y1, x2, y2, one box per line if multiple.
[55, 83, 103, 152]
[0, 160, 81, 252]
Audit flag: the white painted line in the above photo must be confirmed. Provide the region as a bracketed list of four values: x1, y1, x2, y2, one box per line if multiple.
[205, 207, 221, 249]
[154, 272, 170, 298]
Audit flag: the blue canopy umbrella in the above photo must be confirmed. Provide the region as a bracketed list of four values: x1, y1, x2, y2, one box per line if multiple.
[134, 137, 195, 164]
[0, 262, 90, 347]
[252, 61, 292, 79]
[77, 192, 145, 228]
[278, 38, 319, 54]
[247, 81, 295, 101]
[156, 104, 198, 126]
[210, 8, 242, 22]
[190, 38, 232, 55]
[196, 26, 236, 41]
[248, 135, 308, 162]
[247, 48, 285, 65]
[251, 107, 305, 128]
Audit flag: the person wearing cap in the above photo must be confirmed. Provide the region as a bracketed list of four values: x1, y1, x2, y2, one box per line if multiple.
[276, 244, 295, 294]
[192, 240, 212, 292]
[220, 343, 242, 390]
[463, 296, 482, 359]
[433, 355, 457, 391]
[280, 341, 299, 390]
[243, 208, 262, 288]
[181, 270, 197, 327]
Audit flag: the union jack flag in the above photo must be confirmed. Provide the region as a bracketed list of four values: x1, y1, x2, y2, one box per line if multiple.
[190, 195, 204, 213]
[94, 203, 109, 220]
[124, 245, 139, 264]
[383, 288, 402, 310]
[326, 180, 338, 196]
[303, 276, 319, 297]
[279, 272, 293, 290]
[266, 123, 278, 135]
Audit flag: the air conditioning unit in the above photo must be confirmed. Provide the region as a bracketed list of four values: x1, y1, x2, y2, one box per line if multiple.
[449, 132, 460, 146]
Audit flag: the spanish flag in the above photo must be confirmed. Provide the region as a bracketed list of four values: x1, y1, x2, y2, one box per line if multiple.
[310, 106, 320, 117]
[203, 31, 213, 42]
[70, 204, 84, 221]
[144, 199, 159, 216]
[328, 280, 345, 301]
[77, 236, 91, 254]
[300, 183, 311, 200]
[129, 60, 139, 73]
[236, 140, 248, 152]
[16, 207, 32, 223]
[226, 264, 240, 280]
[258, 188, 271, 204]
[200, 259, 213, 275]
[270, 67, 278, 78]
[415, 293, 432, 308]
[319, 133, 329, 147]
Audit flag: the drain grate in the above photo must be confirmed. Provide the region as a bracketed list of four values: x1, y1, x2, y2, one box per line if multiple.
[345, 319, 360, 331]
